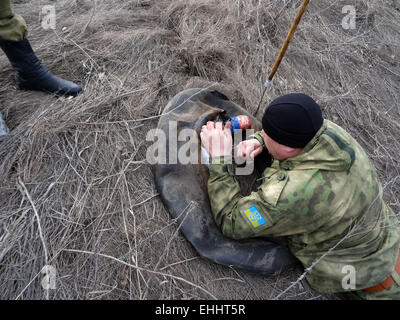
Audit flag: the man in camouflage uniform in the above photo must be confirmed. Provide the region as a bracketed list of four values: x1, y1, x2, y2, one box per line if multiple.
[200, 93, 400, 299]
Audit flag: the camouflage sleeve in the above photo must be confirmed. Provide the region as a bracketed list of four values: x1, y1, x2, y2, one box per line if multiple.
[208, 156, 277, 240]
[249, 131, 266, 150]
[208, 160, 325, 240]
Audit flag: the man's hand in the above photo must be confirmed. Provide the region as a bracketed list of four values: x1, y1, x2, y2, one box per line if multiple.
[200, 121, 232, 158]
[236, 139, 263, 160]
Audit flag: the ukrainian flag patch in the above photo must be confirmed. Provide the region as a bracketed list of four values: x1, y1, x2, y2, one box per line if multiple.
[243, 205, 266, 229]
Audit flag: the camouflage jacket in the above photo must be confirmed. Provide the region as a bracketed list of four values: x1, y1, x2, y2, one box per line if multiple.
[208, 119, 400, 293]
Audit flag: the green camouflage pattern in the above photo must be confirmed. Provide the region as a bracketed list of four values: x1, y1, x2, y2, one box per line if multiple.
[0, 0, 27, 42]
[250, 131, 266, 150]
[208, 119, 400, 296]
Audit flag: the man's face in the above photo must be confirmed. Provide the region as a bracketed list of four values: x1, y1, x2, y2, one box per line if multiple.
[261, 129, 280, 159]
[260, 130, 303, 161]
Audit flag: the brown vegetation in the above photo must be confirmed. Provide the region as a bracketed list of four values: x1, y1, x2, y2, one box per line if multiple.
[0, 0, 399, 299]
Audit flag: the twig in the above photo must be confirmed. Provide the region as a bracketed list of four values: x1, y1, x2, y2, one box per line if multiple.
[81, 0, 97, 36]
[132, 193, 159, 208]
[17, 176, 50, 300]
[159, 257, 199, 271]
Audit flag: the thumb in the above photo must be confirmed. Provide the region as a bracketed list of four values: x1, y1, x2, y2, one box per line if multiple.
[237, 142, 246, 158]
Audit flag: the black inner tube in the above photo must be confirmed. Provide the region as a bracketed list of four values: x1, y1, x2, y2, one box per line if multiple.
[153, 88, 300, 275]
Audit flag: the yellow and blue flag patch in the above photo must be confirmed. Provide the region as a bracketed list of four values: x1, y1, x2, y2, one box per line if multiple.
[242, 205, 266, 229]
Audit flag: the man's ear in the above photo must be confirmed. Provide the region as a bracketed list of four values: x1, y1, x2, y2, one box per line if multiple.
[283, 145, 303, 157]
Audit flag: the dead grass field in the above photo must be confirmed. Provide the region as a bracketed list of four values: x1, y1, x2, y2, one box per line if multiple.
[0, 0, 399, 300]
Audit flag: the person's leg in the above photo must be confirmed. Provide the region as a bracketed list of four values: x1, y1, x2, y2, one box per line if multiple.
[0, 0, 82, 96]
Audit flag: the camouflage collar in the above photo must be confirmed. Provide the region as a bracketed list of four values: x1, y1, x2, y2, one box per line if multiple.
[278, 120, 353, 172]
[301, 119, 329, 154]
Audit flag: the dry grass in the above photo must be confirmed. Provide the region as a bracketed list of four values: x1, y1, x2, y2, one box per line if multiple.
[0, 0, 399, 300]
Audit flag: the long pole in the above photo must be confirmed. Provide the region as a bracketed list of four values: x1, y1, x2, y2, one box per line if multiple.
[255, 0, 310, 116]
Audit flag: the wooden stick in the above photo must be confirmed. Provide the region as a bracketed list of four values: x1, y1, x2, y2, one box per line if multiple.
[255, 0, 310, 116]
[268, 0, 310, 82]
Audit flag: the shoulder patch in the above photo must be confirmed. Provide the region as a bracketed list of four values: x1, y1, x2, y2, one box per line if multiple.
[242, 205, 266, 229]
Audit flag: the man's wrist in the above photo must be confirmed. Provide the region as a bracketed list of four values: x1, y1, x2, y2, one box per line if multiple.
[250, 131, 266, 150]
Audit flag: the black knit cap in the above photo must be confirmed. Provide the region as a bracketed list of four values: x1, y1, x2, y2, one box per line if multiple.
[262, 93, 323, 148]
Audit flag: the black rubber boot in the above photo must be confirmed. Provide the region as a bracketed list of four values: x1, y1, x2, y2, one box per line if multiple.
[0, 38, 82, 96]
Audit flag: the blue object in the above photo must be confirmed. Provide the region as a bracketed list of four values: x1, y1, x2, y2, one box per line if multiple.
[230, 116, 241, 132]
